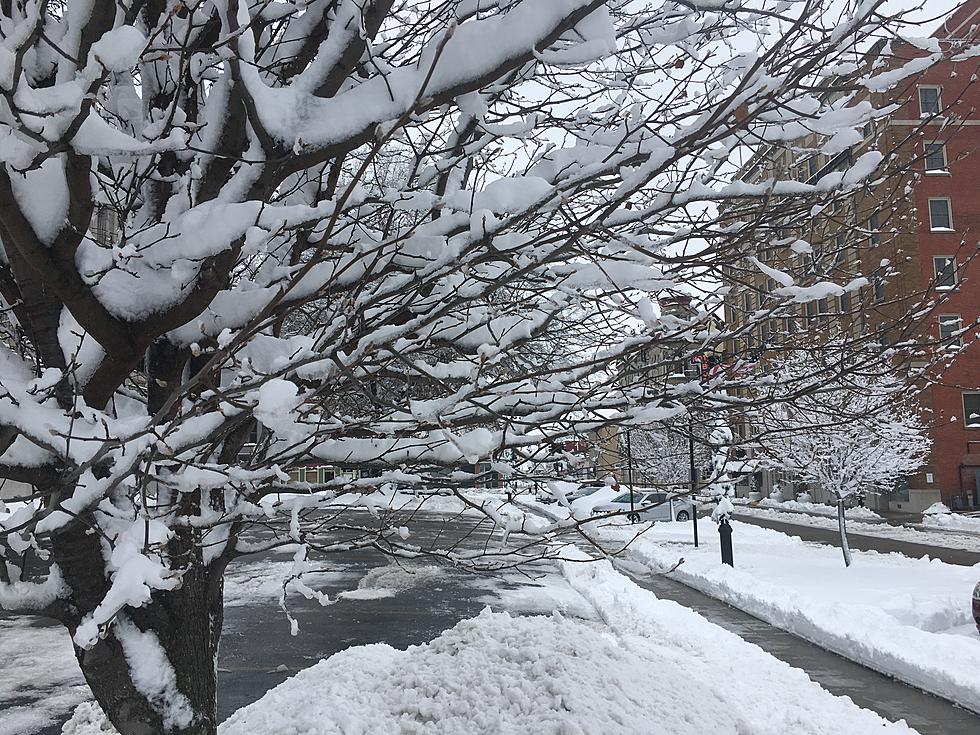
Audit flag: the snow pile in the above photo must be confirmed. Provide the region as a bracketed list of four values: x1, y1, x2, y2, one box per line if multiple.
[613, 519, 980, 712]
[217, 562, 916, 734]
[62, 554, 923, 735]
[759, 497, 882, 520]
[324, 489, 505, 516]
[922, 510, 980, 534]
[734, 505, 980, 551]
[62, 702, 120, 734]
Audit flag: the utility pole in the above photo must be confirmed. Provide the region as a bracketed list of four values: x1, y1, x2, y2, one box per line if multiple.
[626, 427, 636, 522]
[689, 416, 699, 548]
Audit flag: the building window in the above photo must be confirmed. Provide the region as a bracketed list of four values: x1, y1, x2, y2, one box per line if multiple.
[924, 142, 947, 172]
[964, 393, 980, 429]
[918, 86, 941, 117]
[839, 291, 851, 313]
[806, 157, 819, 180]
[873, 276, 885, 302]
[92, 206, 119, 247]
[928, 198, 953, 230]
[805, 301, 817, 324]
[817, 298, 829, 324]
[939, 314, 962, 346]
[742, 291, 754, 314]
[933, 256, 957, 289]
[868, 212, 880, 246]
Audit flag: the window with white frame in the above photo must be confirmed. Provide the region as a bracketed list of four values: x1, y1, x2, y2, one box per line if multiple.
[964, 392, 980, 429]
[924, 142, 947, 172]
[928, 198, 953, 230]
[939, 314, 962, 346]
[868, 212, 880, 246]
[933, 256, 957, 289]
[918, 86, 941, 117]
[873, 275, 885, 302]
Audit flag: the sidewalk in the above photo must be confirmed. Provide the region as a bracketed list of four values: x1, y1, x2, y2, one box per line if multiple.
[619, 564, 980, 735]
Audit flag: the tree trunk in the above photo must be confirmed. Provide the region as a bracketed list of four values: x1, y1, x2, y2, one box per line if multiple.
[837, 497, 852, 568]
[54, 516, 225, 735]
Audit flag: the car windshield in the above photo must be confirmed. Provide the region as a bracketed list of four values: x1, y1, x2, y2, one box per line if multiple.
[577, 486, 602, 496]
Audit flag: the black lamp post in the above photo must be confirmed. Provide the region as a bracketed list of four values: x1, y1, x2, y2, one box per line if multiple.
[689, 417, 699, 548]
[626, 427, 636, 522]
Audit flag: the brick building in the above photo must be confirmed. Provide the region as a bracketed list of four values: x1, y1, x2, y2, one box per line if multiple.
[724, 1, 980, 511]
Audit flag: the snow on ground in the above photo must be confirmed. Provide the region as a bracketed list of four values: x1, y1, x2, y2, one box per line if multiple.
[63, 556, 922, 735]
[920, 504, 980, 535]
[603, 518, 980, 713]
[336, 563, 447, 601]
[321, 488, 521, 517]
[734, 505, 980, 551]
[224, 556, 354, 606]
[0, 617, 87, 735]
[754, 497, 882, 520]
[219, 560, 919, 734]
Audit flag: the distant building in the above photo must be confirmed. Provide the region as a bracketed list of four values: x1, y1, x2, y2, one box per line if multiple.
[724, 1, 980, 511]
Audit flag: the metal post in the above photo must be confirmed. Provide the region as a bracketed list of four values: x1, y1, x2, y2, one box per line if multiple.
[689, 417, 699, 548]
[719, 517, 734, 566]
[626, 427, 636, 522]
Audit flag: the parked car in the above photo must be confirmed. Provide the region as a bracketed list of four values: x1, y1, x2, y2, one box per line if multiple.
[592, 490, 695, 522]
[565, 481, 608, 502]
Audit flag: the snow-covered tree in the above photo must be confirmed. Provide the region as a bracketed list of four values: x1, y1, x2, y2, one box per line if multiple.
[626, 419, 710, 489]
[751, 349, 930, 567]
[0, 1, 957, 732]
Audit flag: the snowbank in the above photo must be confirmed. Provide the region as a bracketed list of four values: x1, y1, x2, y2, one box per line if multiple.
[217, 562, 917, 734]
[65, 558, 921, 734]
[613, 519, 980, 713]
[734, 505, 980, 551]
[322, 488, 508, 516]
[759, 497, 882, 520]
[921, 507, 980, 534]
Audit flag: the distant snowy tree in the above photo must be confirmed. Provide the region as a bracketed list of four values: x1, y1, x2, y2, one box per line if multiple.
[0, 1, 958, 732]
[627, 419, 710, 489]
[751, 349, 930, 567]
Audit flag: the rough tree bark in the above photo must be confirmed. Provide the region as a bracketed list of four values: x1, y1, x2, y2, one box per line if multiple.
[55, 511, 226, 735]
[836, 497, 853, 568]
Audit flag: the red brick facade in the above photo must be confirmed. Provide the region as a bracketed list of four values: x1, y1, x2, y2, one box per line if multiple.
[896, 5, 980, 507]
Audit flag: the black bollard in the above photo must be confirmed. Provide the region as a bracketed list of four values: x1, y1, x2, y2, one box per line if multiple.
[719, 517, 734, 567]
[973, 582, 980, 635]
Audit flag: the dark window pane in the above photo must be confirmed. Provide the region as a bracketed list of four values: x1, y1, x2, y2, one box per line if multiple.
[934, 257, 956, 288]
[939, 315, 962, 345]
[965, 393, 980, 428]
[925, 143, 946, 171]
[919, 87, 940, 116]
[929, 199, 952, 229]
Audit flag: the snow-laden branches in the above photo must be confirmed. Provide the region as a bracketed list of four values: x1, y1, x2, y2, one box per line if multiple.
[0, 0, 968, 730]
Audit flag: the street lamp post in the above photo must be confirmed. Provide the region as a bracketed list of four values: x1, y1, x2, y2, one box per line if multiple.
[626, 427, 636, 522]
[688, 417, 699, 548]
